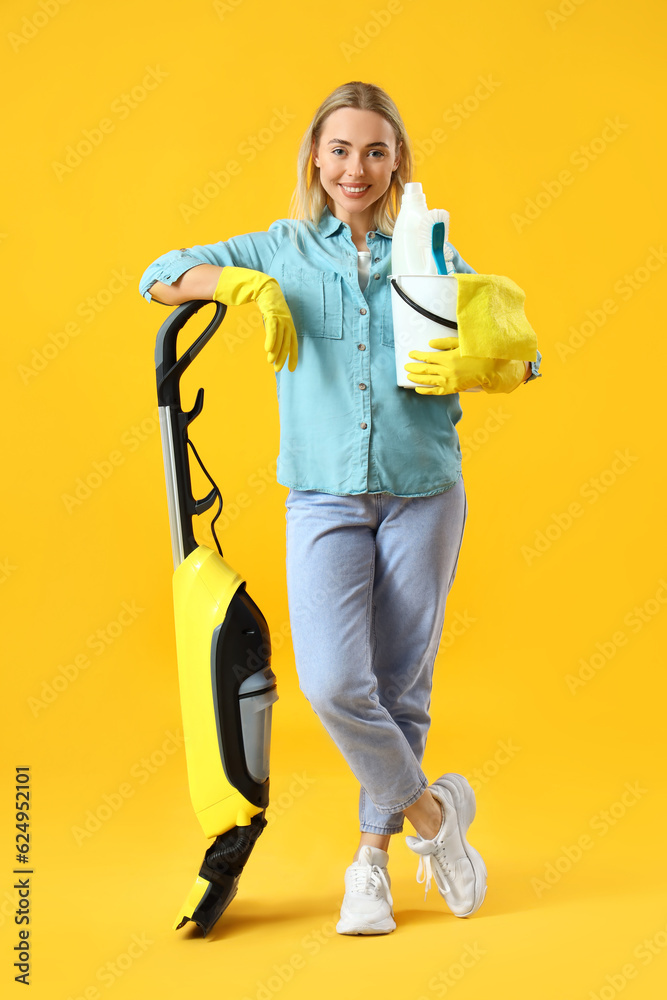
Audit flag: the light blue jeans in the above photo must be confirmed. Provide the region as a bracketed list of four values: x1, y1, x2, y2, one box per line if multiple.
[285, 475, 468, 835]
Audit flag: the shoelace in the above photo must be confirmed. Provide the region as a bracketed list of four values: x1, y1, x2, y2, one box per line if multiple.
[416, 845, 452, 900]
[349, 863, 394, 907]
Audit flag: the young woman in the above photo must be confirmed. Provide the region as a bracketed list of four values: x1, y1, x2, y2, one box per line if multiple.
[140, 80, 541, 935]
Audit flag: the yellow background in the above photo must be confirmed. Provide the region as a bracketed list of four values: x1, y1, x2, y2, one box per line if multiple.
[2, 0, 666, 997]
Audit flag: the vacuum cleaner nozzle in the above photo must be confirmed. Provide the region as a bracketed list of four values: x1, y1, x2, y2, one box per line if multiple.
[173, 812, 268, 936]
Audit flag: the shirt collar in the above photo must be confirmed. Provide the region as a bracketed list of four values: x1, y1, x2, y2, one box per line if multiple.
[317, 204, 392, 240]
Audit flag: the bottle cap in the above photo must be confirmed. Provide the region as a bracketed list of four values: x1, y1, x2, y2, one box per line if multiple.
[403, 182, 423, 197]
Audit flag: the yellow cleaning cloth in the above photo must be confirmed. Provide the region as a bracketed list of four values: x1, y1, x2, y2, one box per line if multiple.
[455, 274, 538, 362]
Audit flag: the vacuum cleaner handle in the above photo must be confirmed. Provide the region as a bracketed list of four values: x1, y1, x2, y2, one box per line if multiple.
[155, 299, 227, 406]
[155, 299, 227, 567]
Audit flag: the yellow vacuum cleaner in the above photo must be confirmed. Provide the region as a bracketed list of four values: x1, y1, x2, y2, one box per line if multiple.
[155, 299, 278, 936]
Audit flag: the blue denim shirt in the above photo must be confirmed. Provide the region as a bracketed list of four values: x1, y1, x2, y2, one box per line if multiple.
[139, 205, 542, 496]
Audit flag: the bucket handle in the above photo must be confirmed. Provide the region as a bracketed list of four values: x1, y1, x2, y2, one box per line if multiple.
[390, 278, 458, 331]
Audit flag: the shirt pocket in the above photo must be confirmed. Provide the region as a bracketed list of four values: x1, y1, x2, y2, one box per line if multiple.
[278, 266, 343, 339]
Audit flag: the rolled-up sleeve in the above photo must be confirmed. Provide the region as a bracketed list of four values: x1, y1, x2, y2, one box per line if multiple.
[138, 227, 282, 303]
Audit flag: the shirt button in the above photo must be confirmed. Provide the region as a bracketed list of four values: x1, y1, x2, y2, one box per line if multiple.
[360, 307, 367, 315]
[360, 422, 368, 429]
[368, 232, 375, 238]
[358, 343, 366, 350]
[374, 257, 380, 263]
[373, 273, 380, 280]
[359, 383, 367, 390]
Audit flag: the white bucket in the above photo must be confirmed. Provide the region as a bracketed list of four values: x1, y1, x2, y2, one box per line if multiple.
[389, 274, 482, 391]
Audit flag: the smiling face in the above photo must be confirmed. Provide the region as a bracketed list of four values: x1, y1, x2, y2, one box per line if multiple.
[312, 107, 401, 228]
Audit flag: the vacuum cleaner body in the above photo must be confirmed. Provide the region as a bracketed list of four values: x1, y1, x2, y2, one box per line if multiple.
[155, 300, 277, 935]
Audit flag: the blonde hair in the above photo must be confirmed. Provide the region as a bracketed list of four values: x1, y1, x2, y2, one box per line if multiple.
[287, 81, 413, 256]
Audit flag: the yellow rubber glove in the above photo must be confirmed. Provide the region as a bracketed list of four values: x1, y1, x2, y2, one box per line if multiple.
[213, 266, 298, 372]
[405, 337, 527, 395]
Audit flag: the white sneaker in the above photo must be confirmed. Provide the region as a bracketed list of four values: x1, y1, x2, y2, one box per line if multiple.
[336, 845, 396, 935]
[406, 773, 487, 917]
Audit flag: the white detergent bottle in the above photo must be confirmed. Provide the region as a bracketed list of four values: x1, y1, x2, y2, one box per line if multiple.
[391, 182, 437, 276]
[390, 182, 461, 388]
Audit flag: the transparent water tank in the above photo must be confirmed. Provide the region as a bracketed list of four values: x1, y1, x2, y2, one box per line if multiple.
[238, 666, 278, 783]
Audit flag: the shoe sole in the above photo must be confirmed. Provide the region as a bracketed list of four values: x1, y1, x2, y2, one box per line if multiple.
[336, 915, 396, 935]
[432, 773, 487, 918]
